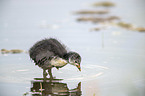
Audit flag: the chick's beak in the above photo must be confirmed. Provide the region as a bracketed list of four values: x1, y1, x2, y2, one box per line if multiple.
[75, 63, 81, 71]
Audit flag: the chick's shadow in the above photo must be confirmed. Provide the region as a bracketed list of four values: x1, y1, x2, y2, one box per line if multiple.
[30, 77, 81, 96]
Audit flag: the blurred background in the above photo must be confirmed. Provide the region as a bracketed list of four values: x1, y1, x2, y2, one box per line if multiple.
[0, 0, 145, 96]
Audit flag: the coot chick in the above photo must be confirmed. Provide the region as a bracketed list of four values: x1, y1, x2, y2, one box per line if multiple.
[29, 38, 81, 79]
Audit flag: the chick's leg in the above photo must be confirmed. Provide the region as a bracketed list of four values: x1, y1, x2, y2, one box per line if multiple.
[43, 69, 48, 78]
[48, 68, 53, 79]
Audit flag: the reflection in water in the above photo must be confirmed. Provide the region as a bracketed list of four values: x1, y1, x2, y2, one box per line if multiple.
[30, 78, 81, 96]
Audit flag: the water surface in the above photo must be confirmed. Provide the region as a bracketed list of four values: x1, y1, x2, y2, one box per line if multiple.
[0, 0, 145, 96]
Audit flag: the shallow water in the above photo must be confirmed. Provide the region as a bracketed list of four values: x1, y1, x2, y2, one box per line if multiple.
[0, 0, 145, 96]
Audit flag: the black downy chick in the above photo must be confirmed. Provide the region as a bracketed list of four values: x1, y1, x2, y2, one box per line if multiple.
[29, 38, 81, 79]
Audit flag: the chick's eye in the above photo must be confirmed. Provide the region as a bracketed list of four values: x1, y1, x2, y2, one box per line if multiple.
[74, 60, 77, 63]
